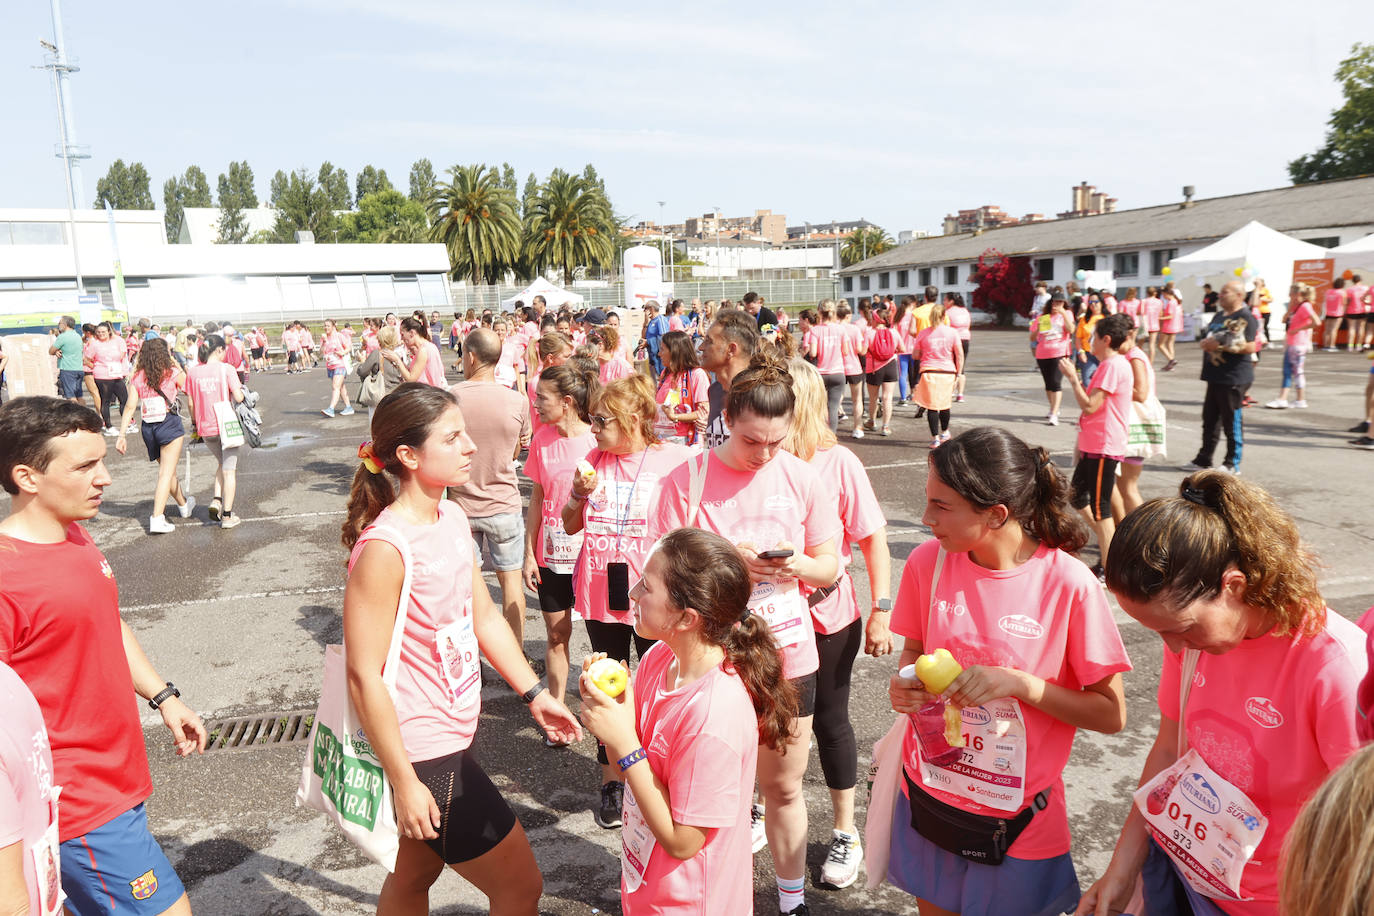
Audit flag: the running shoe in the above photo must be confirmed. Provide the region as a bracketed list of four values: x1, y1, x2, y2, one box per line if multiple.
[914, 406, 926, 419]
[954, 393, 964, 402]
[1349, 421, 1370, 433]
[220, 514, 242, 529]
[851, 427, 864, 440]
[1182, 461, 1214, 472]
[1163, 359, 1177, 371]
[595, 781, 624, 829]
[820, 830, 863, 889]
[863, 417, 875, 431]
[1047, 414, 1059, 426]
[751, 803, 768, 853]
[1350, 436, 1374, 450]
[838, 412, 847, 422]
[207, 499, 222, 521]
[930, 437, 942, 449]
[1265, 399, 1290, 409]
[1222, 466, 1241, 476]
[881, 426, 893, 437]
[178, 496, 196, 519]
[1292, 400, 1308, 408]
[321, 407, 336, 418]
[780, 904, 809, 916]
[340, 406, 356, 416]
[940, 431, 952, 443]
[149, 515, 175, 535]
[103, 427, 119, 437]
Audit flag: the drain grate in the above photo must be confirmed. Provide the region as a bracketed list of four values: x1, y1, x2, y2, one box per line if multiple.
[203, 709, 315, 753]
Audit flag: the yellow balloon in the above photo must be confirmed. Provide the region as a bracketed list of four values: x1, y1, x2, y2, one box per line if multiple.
[1162, 267, 1172, 276]
[1233, 267, 1244, 276]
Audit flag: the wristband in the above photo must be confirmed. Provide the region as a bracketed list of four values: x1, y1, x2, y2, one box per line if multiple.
[520, 682, 547, 704]
[148, 682, 180, 710]
[617, 747, 647, 771]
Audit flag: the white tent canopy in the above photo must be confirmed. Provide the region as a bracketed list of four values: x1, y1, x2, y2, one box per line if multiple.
[1330, 233, 1374, 276]
[1168, 220, 1328, 297]
[500, 276, 584, 311]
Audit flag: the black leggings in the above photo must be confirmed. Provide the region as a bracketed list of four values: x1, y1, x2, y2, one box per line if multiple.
[821, 372, 845, 431]
[95, 378, 128, 428]
[585, 619, 656, 764]
[814, 619, 861, 790]
[926, 408, 951, 437]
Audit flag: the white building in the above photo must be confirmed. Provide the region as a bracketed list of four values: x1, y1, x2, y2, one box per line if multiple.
[176, 206, 279, 244]
[837, 177, 1374, 305]
[0, 207, 452, 332]
[673, 237, 836, 279]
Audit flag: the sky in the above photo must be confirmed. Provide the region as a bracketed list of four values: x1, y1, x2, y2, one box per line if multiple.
[3, 1, 1373, 236]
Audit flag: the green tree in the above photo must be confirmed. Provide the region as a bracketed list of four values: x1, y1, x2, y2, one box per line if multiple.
[338, 189, 428, 243]
[94, 159, 154, 209]
[271, 168, 337, 242]
[317, 161, 351, 210]
[429, 164, 522, 284]
[500, 162, 517, 192]
[355, 165, 393, 203]
[222, 161, 258, 209]
[523, 169, 615, 285]
[215, 161, 258, 244]
[377, 214, 430, 244]
[269, 170, 289, 207]
[581, 163, 605, 193]
[1290, 43, 1374, 183]
[521, 172, 538, 217]
[408, 158, 436, 203]
[162, 165, 213, 242]
[840, 226, 894, 267]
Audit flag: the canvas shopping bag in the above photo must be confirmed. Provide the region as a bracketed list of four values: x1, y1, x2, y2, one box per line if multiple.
[863, 716, 907, 890]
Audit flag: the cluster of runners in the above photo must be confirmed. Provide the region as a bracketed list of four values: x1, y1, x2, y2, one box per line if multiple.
[3, 293, 1374, 916]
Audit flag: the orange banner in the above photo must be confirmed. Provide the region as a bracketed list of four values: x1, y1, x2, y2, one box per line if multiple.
[1293, 259, 1335, 345]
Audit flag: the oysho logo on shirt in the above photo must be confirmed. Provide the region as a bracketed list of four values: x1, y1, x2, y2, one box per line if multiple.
[934, 598, 967, 617]
[997, 614, 1044, 639]
[1244, 697, 1284, 729]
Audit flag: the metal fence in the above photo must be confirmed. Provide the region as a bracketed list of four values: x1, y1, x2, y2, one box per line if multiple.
[449, 277, 840, 313]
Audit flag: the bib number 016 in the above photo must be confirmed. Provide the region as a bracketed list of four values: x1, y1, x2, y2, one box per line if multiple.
[1167, 801, 1208, 847]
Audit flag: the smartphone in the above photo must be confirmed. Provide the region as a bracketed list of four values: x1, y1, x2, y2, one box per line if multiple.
[757, 548, 795, 560]
[607, 562, 630, 611]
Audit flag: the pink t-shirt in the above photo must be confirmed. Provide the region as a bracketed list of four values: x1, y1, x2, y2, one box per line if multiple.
[416, 340, 446, 387]
[945, 306, 971, 341]
[1033, 312, 1073, 359]
[621, 642, 758, 915]
[1348, 284, 1370, 314]
[1119, 298, 1140, 319]
[1324, 287, 1347, 318]
[1156, 613, 1368, 915]
[650, 450, 843, 680]
[1078, 352, 1133, 457]
[809, 324, 845, 375]
[1141, 296, 1163, 333]
[1127, 344, 1155, 399]
[839, 322, 865, 376]
[574, 443, 695, 624]
[600, 357, 635, 385]
[301, 330, 316, 350]
[804, 445, 885, 635]
[523, 426, 596, 569]
[362, 330, 379, 355]
[186, 361, 241, 437]
[1160, 295, 1186, 334]
[896, 312, 918, 351]
[656, 368, 710, 439]
[891, 539, 1131, 858]
[322, 331, 349, 370]
[347, 502, 479, 761]
[1285, 302, 1319, 350]
[89, 337, 127, 380]
[913, 325, 960, 372]
[283, 329, 301, 353]
[668, 315, 686, 333]
[0, 662, 60, 916]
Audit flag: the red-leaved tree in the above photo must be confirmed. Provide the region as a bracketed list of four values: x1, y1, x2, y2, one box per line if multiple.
[970, 249, 1034, 324]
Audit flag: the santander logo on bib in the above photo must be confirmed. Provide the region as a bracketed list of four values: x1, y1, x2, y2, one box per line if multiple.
[997, 614, 1044, 639]
[1245, 697, 1284, 729]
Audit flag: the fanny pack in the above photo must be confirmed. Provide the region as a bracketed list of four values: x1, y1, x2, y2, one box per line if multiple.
[807, 580, 841, 608]
[904, 771, 1049, 866]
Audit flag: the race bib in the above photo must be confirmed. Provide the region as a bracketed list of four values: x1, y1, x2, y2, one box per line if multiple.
[748, 579, 807, 648]
[140, 394, 167, 423]
[435, 614, 480, 710]
[29, 786, 63, 916]
[585, 478, 654, 540]
[1134, 748, 1268, 902]
[916, 698, 1027, 812]
[543, 523, 582, 575]
[620, 784, 656, 892]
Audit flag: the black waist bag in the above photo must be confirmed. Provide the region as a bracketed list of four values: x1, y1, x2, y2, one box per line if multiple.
[904, 771, 1048, 866]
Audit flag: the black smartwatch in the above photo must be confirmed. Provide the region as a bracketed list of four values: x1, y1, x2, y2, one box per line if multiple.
[520, 682, 547, 704]
[148, 682, 180, 710]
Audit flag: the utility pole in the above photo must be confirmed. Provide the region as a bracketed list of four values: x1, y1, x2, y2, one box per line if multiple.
[657, 200, 667, 282]
[37, 0, 90, 295]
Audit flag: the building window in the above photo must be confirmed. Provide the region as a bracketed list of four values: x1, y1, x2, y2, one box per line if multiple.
[918, 268, 931, 287]
[1074, 254, 1096, 272]
[944, 266, 958, 285]
[969, 264, 980, 280]
[860, 275, 870, 291]
[1149, 248, 1179, 275]
[1035, 258, 1054, 281]
[897, 270, 909, 287]
[843, 277, 853, 292]
[1113, 252, 1139, 276]
[879, 272, 890, 289]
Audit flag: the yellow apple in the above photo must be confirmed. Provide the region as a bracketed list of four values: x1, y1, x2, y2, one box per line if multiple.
[576, 458, 596, 486]
[943, 704, 966, 748]
[914, 648, 963, 694]
[588, 658, 629, 698]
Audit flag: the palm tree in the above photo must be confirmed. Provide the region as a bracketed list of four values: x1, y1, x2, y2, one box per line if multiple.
[523, 169, 615, 286]
[428, 164, 522, 285]
[840, 226, 895, 267]
[377, 213, 429, 244]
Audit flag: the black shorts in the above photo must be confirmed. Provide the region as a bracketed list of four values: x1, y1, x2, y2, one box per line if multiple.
[845, 373, 864, 386]
[1070, 454, 1119, 521]
[792, 671, 817, 718]
[410, 749, 518, 864]
[866, 360, 900, 387]
[960, 339, 970, 359]
[1037, 357, 1064, 393]
[536, 567, 575, 612]
[250, 346, 265, 359]
[140, 414, 185, 461]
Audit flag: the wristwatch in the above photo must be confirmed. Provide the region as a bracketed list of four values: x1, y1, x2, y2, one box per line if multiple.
[872, 598, 893, 613]
[520, 682, 548, 704]
[148, 682, 181, 709]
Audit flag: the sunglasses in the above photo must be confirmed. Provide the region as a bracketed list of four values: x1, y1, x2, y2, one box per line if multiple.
[589, 415, 618, 430]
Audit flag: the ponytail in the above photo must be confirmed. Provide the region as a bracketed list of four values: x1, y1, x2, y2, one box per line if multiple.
[540, 363, 600, 423]
[722, 613, 798, 752]
[1025, 444, 1088, 553]
[341, 465, 395, 551]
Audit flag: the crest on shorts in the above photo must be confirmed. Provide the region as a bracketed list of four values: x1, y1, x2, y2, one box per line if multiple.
[130, 869, 158, 900]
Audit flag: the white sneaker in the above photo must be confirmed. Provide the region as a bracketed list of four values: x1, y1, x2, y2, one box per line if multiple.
[103, 427, 119, 437]
[1047, 413, 1059, 426]
[820, 829, 863, 889]
[750, 804, 768, 853]
[178, 496, 196, 519]
[149, 515, 175, 534]
[1292, 400, 1308, 408]
[1265, 399, 1289, 409]
[851, 427, 864, 439]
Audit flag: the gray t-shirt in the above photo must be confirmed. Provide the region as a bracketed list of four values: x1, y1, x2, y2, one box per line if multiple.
[448, 380, 530, 517]
[703, 380, 729, 450]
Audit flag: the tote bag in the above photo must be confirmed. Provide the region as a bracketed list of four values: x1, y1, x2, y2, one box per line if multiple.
[1125, 395, 1167, 460]
[863, 716, 907, 889]
[296, 525, 414, 872]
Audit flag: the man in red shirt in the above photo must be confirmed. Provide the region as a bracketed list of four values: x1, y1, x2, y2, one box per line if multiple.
[0, 396, 206, 916]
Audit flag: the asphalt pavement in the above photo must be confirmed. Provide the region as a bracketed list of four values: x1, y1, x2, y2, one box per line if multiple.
[4, 329, 1372, 915]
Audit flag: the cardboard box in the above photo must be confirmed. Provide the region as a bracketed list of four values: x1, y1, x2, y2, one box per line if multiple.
[0, 334, 59, 399]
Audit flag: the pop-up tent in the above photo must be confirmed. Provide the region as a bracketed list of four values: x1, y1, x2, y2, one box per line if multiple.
[501, 276, 584, 311]
[1168, 220, 1329, 299]
[1330, 233, 1374, 277]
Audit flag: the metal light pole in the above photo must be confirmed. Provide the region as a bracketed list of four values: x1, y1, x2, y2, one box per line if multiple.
[38, 33, 89, 294]
[657, 200, 667, 281]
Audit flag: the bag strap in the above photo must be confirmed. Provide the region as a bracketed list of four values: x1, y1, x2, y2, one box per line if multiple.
[928, 545, 947, 617]
[686, 451, 709, 527]
[356, 524, 415, 690]
[1177, 648, 1200, 756]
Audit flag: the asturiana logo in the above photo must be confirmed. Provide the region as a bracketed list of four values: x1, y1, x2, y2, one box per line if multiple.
[998, 614, 1044, 639]
[1181, 773, 1221, 814]
[1245, 697, 1283, 728]
[963, 707, 992, 726]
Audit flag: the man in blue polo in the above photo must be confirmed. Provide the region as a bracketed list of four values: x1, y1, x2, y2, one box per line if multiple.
[642, 301, 669, 380]
[49, 316, 85, 402]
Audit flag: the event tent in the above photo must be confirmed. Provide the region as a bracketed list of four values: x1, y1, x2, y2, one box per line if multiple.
[500, 277, 584, 311]
[1330, 233, 1374, 276]
[1168, 220, 1328, 299]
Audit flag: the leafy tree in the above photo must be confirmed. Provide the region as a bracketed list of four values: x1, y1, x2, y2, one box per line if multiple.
[521, 172, 538, 217]
[215, 199, 249, 244]
[317, 161, 352, 210]
[94, 159, 154, 209]
[523, 169, 615, 285]
[500, 162, 517, 192]
[246, 229, 275, 244]
[377, 214, 430, 244]
[581, 163, 605, 193]
[215, 161, 258, 244]
[271, 168, 338, 242]
[222, 161, 258, 209]
[840, 226, 894, 266]
[355, 165, 393, 203]
[429, 164, 522, 284]
[162, 166, 213, 242]
[408, 158, 436, 203]
[338, 189, 427, 243]
[1289, 43, 1374, 183]
[269, 170, 289, 208]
